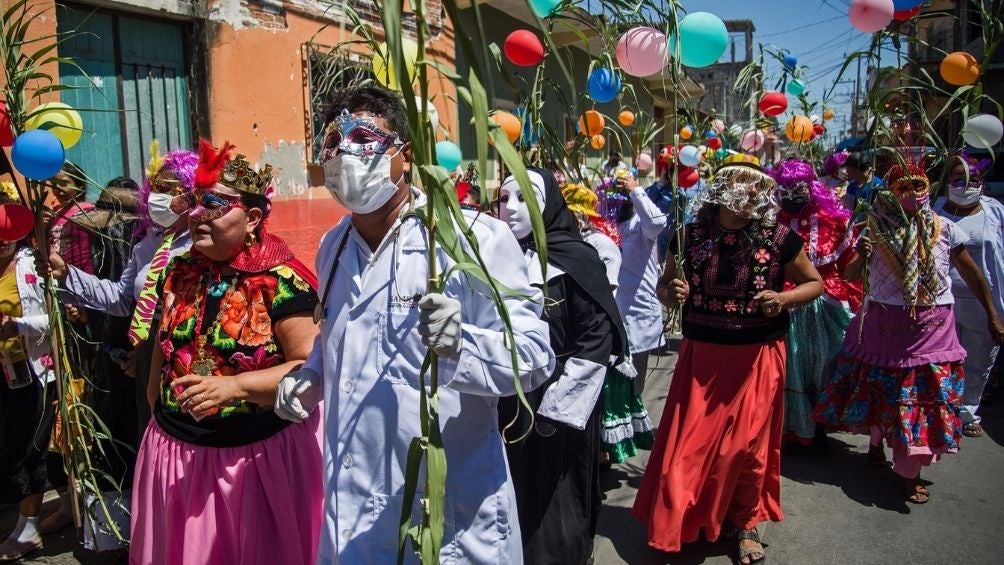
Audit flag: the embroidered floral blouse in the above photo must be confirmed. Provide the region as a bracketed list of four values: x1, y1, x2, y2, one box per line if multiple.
[153, 254, 318, 447]
[678, 220, 804, 345]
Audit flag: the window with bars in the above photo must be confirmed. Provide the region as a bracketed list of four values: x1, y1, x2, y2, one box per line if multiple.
[304, 44, 375, 164]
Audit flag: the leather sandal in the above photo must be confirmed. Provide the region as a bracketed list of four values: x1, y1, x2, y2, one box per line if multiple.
[963, 423, 984, 438]
[0, 537, 43, 562]
[737, 528, 766, 565]
[905, 476, 930, 504]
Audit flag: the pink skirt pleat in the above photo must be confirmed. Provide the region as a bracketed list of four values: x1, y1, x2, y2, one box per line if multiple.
[129, 411, 323, 565]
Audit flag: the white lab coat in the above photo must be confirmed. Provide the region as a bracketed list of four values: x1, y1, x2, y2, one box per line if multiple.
[616, 187, 668, 354]
[307, 194, 555, 564]
[583, 231, 621, 291]
[6, 247, 53, 383]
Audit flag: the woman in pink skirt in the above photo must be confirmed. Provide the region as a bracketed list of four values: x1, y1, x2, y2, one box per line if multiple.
[815, 163, 1004, 503]
[130, 141, 322, 564]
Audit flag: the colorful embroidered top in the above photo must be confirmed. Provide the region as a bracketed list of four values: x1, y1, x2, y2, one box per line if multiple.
[779, 208, 863, 310]
[153, 253, 318, 447]
[679, 220, 804, 345]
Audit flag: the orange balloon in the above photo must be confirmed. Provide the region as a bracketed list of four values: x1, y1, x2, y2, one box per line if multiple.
[940, 51, 979, 86]
[590, 134, 605, 150]
[491, 111, 521, 143]
[579, 110, 605, 136]
[822, 108, 835, 121]
[785, 115, 814, 143]
[618, 110, 635, 127]
[680, 126, 693, 140]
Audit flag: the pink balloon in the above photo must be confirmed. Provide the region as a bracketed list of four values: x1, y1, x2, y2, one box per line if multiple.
[848, 0, 895, 33]
[616, 27, 667, 78]
[740, 130, 765, 151]
[711, 119, 726, 134]
[635, 152, 654, 171]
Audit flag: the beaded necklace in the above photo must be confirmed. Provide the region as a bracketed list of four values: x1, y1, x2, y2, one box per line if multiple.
[188, 268, 241, 376]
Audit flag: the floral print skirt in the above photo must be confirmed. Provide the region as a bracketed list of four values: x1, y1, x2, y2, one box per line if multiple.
[814, 353, 965, 457]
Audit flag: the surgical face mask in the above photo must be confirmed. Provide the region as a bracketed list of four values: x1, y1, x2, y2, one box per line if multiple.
[147, 192, 182, 227]
[323, 151, 402, 214]
[499, 180, 544, 240]
[948, 180, 982, 206]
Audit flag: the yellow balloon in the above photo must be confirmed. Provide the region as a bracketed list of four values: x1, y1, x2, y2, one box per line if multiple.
[25, 102, 83, 149]
[372, 39, 419, 90]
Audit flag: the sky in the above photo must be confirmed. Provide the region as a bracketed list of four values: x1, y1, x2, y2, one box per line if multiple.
[680, 0, 881, 143]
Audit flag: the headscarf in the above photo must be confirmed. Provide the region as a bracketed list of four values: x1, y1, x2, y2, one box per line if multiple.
[868, 164, 942, 307]
[512, 168, 627, 359]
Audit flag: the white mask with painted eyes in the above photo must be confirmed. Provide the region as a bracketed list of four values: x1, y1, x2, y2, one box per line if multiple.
[499, 175, 545, 240]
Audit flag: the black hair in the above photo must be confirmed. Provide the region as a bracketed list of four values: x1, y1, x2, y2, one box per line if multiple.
[106, 176, 139, 190]
[324, 86, 411, 143]
[844, 153, 869, 172]
[239, 193, 271, 220]
[60, 161, 87, 189]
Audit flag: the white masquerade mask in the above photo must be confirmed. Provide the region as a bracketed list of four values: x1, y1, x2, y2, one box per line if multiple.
[500, 174, 545, 240]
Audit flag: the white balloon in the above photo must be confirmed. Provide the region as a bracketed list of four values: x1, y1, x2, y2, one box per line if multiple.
[810, 114, 821, 125]
[728, 124, 743, 137]
[679, 145, 701, 167]
[416, 96, 439, 131]
[962, 113, 1004, 149]
[866, 115, 892, 130]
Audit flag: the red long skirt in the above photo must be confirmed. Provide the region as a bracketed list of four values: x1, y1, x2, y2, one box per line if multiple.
[631, 338, 786, 552]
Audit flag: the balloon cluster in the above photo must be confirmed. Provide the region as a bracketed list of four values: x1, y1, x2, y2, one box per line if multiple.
[2, 101, 82, 180]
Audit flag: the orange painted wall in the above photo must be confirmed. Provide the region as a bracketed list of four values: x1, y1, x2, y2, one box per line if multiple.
[206, 5, 457, 268]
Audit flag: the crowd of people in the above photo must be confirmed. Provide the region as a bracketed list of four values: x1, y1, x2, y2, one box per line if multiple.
[0, 85, 1001, 565]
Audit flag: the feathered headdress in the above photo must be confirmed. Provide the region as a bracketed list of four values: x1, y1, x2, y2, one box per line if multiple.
[194, 139, 236, 190]
[145, 139, 165, 182]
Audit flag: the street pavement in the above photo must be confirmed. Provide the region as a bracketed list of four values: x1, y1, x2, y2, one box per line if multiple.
[5, 352, 1004, 564]
[594, 352, 1004, 565]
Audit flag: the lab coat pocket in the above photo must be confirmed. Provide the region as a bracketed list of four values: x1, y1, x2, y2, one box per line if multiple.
[371, 494, 457, 563]
[380, 309, 429, 387]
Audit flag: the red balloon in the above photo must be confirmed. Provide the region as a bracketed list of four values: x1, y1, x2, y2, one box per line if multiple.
[0, 203, 34, 241]
[0, 101, 13, 147]
[503, 30, 545, 67]
[813, 123, 825, 136]
[757, 91, 788, 117]
[893, 6, 921, 21]
[678, 166, 700, 188]
[707, 137, 722, 150]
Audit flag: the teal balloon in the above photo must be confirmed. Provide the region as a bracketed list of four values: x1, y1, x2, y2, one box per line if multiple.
[11, 129, 65, 180]
[587, 67, 621, 103]
[786, 79, 806, 96]
[715, 149, 728, 159]
[528, 0, 561, 19]
[435, 141, 462, 171]
[669, 12, 728, 68]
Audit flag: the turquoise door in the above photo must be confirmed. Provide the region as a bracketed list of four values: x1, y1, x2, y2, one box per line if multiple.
[56, 5, 191, 194]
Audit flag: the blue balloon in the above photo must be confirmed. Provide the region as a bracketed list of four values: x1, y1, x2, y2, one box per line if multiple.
[587, 67, 622, 104]
[514, 106, 540, 147]
[435, 140, 462, 172]
[893, 0, 924, 9]
[783, 53, 798, 69]
[12, 130, 65, 180]
[705, 130, 717, 139]
[528, 0, 561, 19]
[668, 12, 728, 68]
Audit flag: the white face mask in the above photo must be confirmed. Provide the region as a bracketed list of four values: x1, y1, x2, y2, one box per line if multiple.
[323, 151, 402, 215]
[499, 175, 545, 240]
[948, 181, 982, 206]
[147, 192, 181, 228]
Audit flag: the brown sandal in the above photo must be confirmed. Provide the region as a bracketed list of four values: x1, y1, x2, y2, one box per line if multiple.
[905, 477, 930, 504]
[736, 528, 766, 564]
[963, 423, 984, 437]
[866, 443, 888, 467]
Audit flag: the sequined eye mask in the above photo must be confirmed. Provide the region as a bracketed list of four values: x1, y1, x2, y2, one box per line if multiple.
[321, 109, 403, 161]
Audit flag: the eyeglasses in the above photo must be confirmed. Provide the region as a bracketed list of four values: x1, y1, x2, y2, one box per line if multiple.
[173, 189, 245, 222]
[321, 109, 403, 162]
[151, 177, 183, 195]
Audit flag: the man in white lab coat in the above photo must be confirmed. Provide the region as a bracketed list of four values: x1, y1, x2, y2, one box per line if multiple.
[274, 87, 555, 564]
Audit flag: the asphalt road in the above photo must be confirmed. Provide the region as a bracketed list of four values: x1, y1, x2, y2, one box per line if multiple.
[5, 352, 1003, 564]
[593, 353, 1004, 565]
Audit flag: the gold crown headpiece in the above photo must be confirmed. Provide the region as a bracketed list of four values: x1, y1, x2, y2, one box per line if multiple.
[220, 154, 273, 196]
